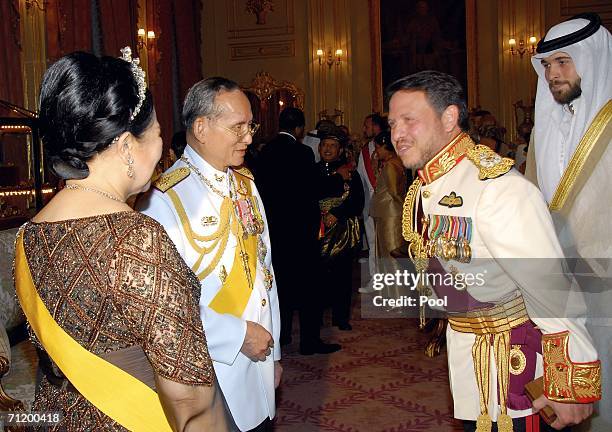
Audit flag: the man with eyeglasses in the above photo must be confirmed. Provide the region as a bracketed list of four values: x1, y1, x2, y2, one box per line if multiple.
[139, 77, 281, 432]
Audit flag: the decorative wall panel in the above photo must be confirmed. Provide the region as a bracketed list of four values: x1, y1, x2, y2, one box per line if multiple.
[227, 0, 295, 39]
[230, 40, 295, 60]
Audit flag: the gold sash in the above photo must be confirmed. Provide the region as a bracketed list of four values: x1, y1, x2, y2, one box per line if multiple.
[14, 231, 172, 431]
[208, 230, 257, 317]
[550, 100, 612, 212]
[209, 171, 258, 317]
[169, 170, 258, 318]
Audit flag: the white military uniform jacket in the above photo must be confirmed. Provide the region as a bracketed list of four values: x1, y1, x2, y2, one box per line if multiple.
[407, 133, 600, 421]
[139, 145, 281, 431]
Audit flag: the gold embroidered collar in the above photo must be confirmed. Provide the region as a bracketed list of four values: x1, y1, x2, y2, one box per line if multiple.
[417, 132, 475, 184]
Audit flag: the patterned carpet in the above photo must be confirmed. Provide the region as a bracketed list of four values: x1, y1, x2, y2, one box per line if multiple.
[275, 299, 463, 432]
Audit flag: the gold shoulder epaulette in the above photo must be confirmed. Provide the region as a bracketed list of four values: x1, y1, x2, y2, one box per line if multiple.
[234, 166, 254, 181]
[153, 167, 190, 192]
[466, 144, 514, 180]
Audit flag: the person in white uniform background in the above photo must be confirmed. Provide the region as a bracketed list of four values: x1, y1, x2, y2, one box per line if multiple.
[527, 13, 612, 431]
[139, 77, 281, 432]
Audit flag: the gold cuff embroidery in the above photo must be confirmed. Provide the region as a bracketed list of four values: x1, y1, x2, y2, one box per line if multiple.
[542, 331, 601, 403]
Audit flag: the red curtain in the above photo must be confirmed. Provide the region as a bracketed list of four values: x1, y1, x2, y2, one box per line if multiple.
[98, 0, 138, 56]
[145, 0, 202, 164]
[145, 0, 173, 154]
[45, 0, 92, 63]
[173, 0, 202, 102]
[0, 0, 23, 105]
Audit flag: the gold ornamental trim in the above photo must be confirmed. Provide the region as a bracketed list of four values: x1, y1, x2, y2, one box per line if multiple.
[448, 295, 530, 335]
[542, 331, 601, 403]
[153, 167, 190, 192]
[167, 189, 233, 281]
[241, 71, 305, 109]
[418, 132, 475, 184]
[549, 100, 612, 211]
[466, 145, 514, 180]
[401, 178, 428, 272]
[510, 345, 527, 376]
[234, 166, 254, 181]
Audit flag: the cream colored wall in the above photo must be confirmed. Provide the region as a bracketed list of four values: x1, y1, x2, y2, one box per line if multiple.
[201, 0, 372, 132]
[473, 0, 545, 144]
[203, 0, 611, 142]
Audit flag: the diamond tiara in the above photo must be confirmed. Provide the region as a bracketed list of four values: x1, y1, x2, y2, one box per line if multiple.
[119, 47, 146, 122]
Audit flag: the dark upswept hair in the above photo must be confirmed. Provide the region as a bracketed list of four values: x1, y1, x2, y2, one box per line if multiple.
[374, 131, 395, 153]
[182, 76, 241, 130]
[279, 107, 305, 130]
[38, 51, 155, 180]
[385, 71, 469, 132]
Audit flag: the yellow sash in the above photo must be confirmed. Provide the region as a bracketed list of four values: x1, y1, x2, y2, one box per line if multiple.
[208, 229, 257, 317]
[208, 171, 258, 317]
[14, 231, 172, 431]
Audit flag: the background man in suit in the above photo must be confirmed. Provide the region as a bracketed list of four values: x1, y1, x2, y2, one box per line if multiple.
[257, 107, 341, 355]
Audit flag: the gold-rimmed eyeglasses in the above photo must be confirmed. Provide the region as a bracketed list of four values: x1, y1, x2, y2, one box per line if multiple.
[213, 120, 260, 138]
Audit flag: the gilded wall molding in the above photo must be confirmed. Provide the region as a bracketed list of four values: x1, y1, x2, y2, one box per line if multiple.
[227, 0, 294, 39]
[241, 71, 304, 109]
[230, 40, 295, 60]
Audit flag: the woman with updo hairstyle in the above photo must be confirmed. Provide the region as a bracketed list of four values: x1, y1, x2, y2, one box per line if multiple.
[369, 131, 411, 306]
[13, 50, 228, 431]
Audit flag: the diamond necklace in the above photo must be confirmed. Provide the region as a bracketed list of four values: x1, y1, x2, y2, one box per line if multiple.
[65, 183, 125, 202]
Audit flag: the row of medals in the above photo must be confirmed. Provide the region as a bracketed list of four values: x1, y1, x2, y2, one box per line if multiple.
[421, 217, 472, 263]
[227, 174, 274, 291]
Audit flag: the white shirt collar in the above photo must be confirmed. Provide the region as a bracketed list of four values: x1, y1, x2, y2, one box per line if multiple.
[279, 131, 296, 141]
[563, 95, 581, 116]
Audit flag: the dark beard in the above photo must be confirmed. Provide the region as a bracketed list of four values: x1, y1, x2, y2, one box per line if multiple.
[550, 79, 582, 105]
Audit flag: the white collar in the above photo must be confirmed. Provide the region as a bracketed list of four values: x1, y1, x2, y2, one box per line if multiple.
[279, 131, 296, 140]
[183, 145, 230, 188]
[563, 96, 581, 115]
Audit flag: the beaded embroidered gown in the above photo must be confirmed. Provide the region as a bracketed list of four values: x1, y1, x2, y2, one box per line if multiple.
[21, 211, 214, 431]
